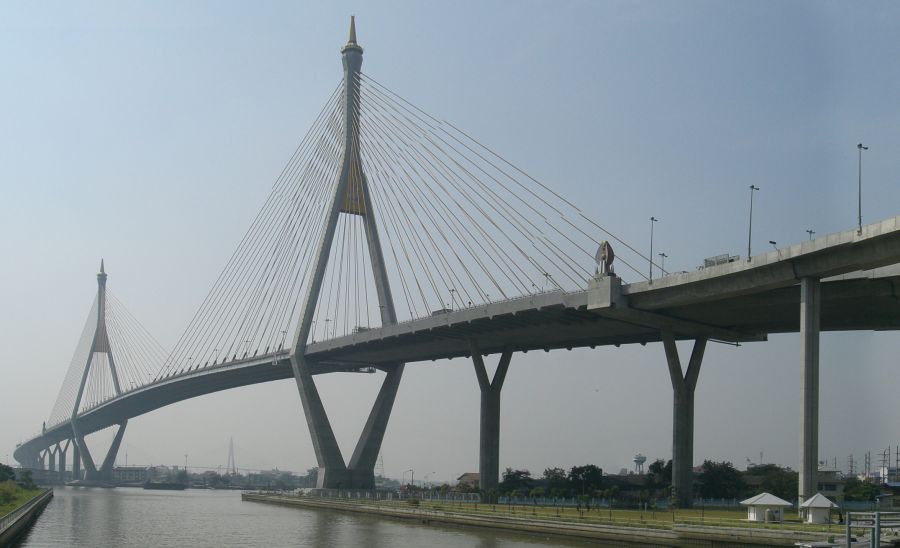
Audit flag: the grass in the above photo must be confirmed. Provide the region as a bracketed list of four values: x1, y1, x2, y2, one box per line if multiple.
[306, 496, 857, 536]
[0, 487, 44, 518]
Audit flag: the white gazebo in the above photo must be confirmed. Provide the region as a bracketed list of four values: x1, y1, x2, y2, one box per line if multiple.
[800, 493, 838, 524]
[740, 492, 793, 523]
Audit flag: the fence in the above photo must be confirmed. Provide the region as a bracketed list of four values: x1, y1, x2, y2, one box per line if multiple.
[0, 488, 53, 535]
[258, 488, 481, 503]
[846, 511, 900, 548]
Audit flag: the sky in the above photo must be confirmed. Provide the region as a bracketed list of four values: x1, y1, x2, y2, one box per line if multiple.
[1, 1, 899, 483]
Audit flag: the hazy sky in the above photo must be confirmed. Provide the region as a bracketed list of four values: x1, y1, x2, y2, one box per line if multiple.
[2, 1, 899, 482]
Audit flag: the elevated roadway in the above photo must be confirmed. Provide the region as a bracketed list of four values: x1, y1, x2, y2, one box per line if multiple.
[16, 217, 900, 498]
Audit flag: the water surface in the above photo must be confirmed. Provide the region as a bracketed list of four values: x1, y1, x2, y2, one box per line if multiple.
[19, 487, 620, 547]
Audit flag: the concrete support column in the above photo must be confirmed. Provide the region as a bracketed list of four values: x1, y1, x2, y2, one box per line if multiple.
[98, 421, 127, 481]
[48, 449, 57, 480]
[348, 364, 405, 488]
[799, 277, 821, 506]
[73, 441, 81, 480]
[662, 332, 707, 508]
[470, 342, 512, 494]
[58, 442, 68, 483]
[290, 355, 349, 489]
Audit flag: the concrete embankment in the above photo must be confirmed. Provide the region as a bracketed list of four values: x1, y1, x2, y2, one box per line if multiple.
[242, 493, 833, 546]
[0, 488, 54, 546]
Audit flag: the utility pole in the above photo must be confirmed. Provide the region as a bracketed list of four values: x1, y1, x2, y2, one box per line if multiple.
[649, 217, 658, 282]
[857, 143, 868, 234]
[747, 185, 759, 260]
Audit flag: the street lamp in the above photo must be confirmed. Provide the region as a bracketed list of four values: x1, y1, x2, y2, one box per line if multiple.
[649, 217, 658, 282]
[806, 229, 815, 241]
[857, 143, 868, 234]
[658, 252, 668, 275]
[747, 185, 759, 261]
[405, 468, 414, 488]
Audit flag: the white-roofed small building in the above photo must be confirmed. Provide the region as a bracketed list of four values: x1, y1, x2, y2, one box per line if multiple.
[740, 492, 793, 523]
[800, 493, 838, 524]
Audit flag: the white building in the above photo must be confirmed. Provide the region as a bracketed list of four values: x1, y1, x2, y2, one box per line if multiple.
[800, 493, 837, 524]
[740, 492, 793, 523]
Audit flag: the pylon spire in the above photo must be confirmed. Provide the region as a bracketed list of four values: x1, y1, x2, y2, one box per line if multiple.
[98, 259, 107, 286]
[341, 15, 363, 54]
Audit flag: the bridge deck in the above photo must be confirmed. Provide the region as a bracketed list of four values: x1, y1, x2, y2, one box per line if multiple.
[16, 217, 900, 462]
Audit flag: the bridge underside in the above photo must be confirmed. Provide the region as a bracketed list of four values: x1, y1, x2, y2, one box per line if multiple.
[303, 274, 900, 364]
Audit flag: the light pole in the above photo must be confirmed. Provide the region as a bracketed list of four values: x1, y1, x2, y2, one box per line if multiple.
[747, 185, 759, 261]
[405, 468, 414, 488]
[658, 252, 668, 275]
[649, 217, 658, 282]
[806, 229, 815, 241]
[857, 143, 868, 234]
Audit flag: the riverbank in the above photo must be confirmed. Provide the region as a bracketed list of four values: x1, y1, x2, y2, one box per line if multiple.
[0, 488, 54, 546]
[242, 492, 839, 546]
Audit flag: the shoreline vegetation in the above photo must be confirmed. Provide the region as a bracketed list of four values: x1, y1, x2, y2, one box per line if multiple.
[242, 491, 848, 546]
[0, 485, 43, 518]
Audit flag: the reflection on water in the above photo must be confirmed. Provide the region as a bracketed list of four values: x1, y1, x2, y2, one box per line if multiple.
[19, 487, 626, 547]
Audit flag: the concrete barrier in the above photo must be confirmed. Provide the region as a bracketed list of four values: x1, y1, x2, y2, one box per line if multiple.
[0, 488, 54, 546]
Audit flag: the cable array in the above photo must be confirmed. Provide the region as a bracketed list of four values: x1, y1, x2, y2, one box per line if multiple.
[153, 83, 345, 380]
[148, 71, 652, 377]
[46, 290, 169, 427]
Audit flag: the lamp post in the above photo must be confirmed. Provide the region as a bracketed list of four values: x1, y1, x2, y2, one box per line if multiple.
[747, 185, 759, 260]
[658, 252, 668, 275]
[857, 143, 868, 234]
[649, 217, 658, 282]
[806, 229, 815, 241]
[405, 468, 414, 488]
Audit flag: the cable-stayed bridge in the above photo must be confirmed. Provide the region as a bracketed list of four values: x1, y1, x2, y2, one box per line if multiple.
[15, 19, 900, 507]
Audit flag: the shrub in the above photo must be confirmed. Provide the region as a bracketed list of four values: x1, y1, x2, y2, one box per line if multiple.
[0, 480, 18, 504]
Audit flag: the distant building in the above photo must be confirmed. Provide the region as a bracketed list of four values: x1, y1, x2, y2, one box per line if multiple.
[112, 466, 150, 483]
[817, 468, 846, 504]
[456, 473, 480, 488]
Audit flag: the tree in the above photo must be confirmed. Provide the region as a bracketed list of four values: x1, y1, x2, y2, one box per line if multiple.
[844, 477, 882, 502]
[0, 481, 17, 504]
[697, 460, 745, 499]
[499, 468, 533, 495]
[568, 465, 603, 496]
[745, 464, 797, 501]
[647, 459, 672, 489]
[542, 467, 569, 495]
[174, 470, 188, 486]
[0, 464, 15, 483]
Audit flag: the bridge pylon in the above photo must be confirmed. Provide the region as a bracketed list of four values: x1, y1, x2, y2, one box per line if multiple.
[69, 260, 128, 483]
[288, 17, 404, 490]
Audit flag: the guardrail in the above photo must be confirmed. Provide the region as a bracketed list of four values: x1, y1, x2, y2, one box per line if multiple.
[846, 511, 900, 548]
[0, 488, 53, 536]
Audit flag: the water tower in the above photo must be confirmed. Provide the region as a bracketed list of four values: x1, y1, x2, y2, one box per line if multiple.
[633, 453, 647, 475]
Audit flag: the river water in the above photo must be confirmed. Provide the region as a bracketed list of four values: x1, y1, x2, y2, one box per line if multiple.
[19, 487, 616, 547]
